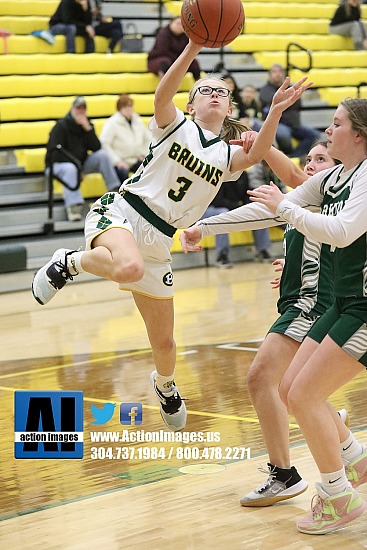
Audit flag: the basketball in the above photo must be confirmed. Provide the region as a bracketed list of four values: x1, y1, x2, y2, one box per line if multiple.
[181, 0, 245, 48]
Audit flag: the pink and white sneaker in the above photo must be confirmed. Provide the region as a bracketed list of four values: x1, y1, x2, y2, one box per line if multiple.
[297, 483, 366, 535]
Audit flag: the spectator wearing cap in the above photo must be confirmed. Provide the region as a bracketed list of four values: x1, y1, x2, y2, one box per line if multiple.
[99, 94, 151, 184]
[49, 0, 95, 54]
[45, 96, 120, 221]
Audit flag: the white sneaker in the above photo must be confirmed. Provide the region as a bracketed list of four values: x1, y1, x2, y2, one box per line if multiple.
[240, 463, 308, 507]
[149, 371, 186, 431]
[32, 248, 78, 305]
[66, 204, 83, 222]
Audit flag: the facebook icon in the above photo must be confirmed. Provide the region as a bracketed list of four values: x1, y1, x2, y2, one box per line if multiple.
[120, 403, 142, 425]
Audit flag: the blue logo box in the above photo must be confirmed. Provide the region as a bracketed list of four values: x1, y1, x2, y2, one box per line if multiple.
[120, 402, 142, 425]
[14, 391, 84, 459]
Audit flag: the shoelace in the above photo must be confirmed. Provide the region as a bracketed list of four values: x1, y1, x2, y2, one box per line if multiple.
[255, 465, 277, 493]
[49, 256, 74, 290]
[310, 494, 324, 519]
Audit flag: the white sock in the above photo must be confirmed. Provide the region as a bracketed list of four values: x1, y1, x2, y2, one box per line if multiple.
[155, 373, 175, 394]
[340, 431, 364, 465]
[321, 467, 350, 495]
[67, 251, 84, 275]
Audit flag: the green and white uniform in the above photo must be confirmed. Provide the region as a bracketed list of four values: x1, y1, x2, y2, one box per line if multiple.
[85, 108, 242, 298]
[276, 159, 367, 365]
[198, 172, 335, 342]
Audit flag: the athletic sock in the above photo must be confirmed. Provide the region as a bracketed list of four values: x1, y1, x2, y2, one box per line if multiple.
[340, 431, 364, 465]
[155, 373, 175, 395]
[67, 251, 84, 275]
[321, 467, 350, 495]
[269, 463, 302, 486]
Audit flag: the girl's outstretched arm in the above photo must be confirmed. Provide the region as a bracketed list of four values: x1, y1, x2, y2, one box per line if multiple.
[154, 40, 202, 129]
[230, 76, 312, 172]
[231, 132, 308, 189]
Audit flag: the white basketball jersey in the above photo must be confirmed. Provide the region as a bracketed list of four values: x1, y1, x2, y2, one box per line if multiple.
[120, 108, 243, 229]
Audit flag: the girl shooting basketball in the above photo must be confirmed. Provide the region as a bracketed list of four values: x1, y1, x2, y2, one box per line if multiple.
[32, 39, 310, 433]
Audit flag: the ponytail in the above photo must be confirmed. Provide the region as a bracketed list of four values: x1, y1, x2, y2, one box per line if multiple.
[221, 117, 251, 143]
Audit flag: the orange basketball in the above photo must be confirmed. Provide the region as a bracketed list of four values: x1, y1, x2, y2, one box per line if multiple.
[181, 0, 245, 48]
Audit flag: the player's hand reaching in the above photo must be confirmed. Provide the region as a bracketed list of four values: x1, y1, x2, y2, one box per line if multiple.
[270, 76, 312, 114]
[180, 226, 203, 254]
[248, 181, 285, 213]
[270, 258, 285, 289]
[230, 130, 258, 152]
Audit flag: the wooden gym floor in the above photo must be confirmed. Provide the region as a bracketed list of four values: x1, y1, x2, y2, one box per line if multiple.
[0, 262, 366, 549]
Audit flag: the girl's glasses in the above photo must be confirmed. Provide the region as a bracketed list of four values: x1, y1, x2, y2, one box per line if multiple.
[192, 86, 230, 100]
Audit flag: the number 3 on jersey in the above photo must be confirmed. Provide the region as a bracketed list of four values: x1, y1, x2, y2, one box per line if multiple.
[168, 176, 192, 202]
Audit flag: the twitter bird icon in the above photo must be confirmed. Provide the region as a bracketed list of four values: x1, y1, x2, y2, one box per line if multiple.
[91, 403, 116, 424]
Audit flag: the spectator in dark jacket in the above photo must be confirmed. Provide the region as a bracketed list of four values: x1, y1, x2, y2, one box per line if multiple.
[49, 0, 95, 53]
[258, 64, 320, 157]
[329, 0, 367, 50]
[90, 0, 123, 53]
[46, 96, 120, 221]
[147, 17, 201, 80]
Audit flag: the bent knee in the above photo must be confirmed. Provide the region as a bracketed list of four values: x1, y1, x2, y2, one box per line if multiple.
[113, 259, 144, 283]
[247, 363, 267, 394]
[247, 359, 279, 395]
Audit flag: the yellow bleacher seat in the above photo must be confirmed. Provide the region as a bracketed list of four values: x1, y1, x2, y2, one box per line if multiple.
[289, 68, 367, 88]
[230, 34, 354, 52]
[0, 72, 194, 97]
[0, 16, 49, 34]
[0, 53, 148, 75]
[245, 18, 328, 34]
[254, 50, 367, 70]
[0, 93, 188, 122]
[0, 35, 110, 54]
[0, 1, 58, 16]
[165, 2, 367, 18]
[319, 86, 367, 106]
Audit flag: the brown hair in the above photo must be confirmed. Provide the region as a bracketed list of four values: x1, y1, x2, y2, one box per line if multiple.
[116, 94, 133, 111]
[340, 98, 367, 144]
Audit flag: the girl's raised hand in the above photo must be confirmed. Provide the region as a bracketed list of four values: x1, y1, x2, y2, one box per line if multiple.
[271, 76, 313, 112]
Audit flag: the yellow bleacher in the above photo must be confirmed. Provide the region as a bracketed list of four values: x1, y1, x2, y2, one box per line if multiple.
[0, 0, 364, 252]
[0, 52, 148, 75]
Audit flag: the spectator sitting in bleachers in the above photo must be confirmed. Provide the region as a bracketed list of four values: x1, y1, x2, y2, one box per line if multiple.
[90, 0, 123, 53]
[239, 84, 263, 128]
[201, 176, 249, 268]
[45, 96, 120, 222]
[147, 17, 201, 80]
[99, 94, 151, 185]
[257, 64, 320, 158]
[49, 0, 95, 53]
[221, 72, 247, 121]
[329, 0, 367, 50]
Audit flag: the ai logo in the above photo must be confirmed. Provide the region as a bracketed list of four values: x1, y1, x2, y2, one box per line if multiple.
[14, 391, 84, 459]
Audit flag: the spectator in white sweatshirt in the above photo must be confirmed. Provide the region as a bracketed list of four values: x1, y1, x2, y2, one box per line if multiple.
[100, 94, 152, 184]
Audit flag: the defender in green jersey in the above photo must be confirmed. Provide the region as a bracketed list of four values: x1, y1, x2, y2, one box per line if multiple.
[181, 142, 365, 508]
[250, 98, 367, 534]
